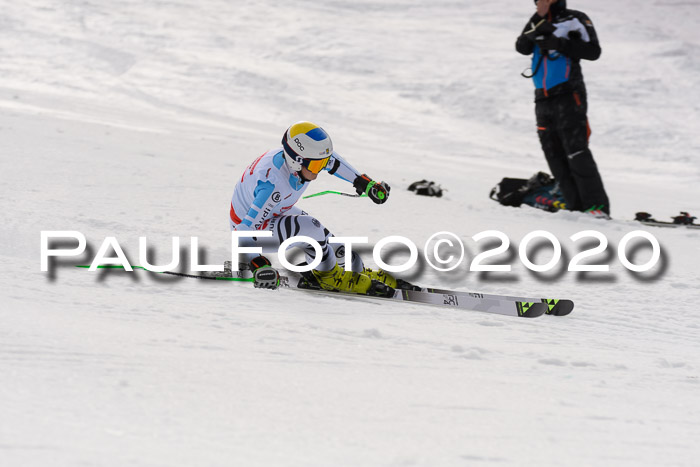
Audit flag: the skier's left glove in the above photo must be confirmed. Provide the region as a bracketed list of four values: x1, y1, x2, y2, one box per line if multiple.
[353, 174, 391, 204]
[250, 255, 280, 290]
[536, 35, 564, 52]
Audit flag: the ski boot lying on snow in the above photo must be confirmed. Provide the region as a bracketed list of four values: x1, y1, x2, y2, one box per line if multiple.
[489, 171, 563, 211]
[635, 211, 698, 227]
[408, 179, 443, 197]
[672, 212, 697, 225]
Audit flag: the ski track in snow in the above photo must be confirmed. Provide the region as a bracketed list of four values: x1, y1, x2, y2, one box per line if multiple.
[1, 1, 700, 466]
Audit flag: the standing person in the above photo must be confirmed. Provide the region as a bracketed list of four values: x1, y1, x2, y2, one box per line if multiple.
[230, 121, 396, 294]
[516, 0, 610, 216]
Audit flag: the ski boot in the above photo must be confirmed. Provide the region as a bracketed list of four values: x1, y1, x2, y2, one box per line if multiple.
[301, 264, 394, 297]
[362, 268, 421, 291]
[635, 212, 656, 222]
[311, 263, 373, 294]
[584, 205, 611, 220]
[672, 212, 697, 225]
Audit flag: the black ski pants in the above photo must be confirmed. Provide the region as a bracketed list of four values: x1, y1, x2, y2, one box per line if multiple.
[535, 90, 610, 214]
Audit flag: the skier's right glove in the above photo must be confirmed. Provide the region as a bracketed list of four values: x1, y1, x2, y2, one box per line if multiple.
[353, 174, 391, 204]
[250, 255, 280, 290]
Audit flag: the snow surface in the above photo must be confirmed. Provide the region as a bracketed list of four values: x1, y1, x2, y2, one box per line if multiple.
[2, 0, 700, 465]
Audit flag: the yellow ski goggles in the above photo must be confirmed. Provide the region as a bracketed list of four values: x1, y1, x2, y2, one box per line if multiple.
[302, 156, 331, 174]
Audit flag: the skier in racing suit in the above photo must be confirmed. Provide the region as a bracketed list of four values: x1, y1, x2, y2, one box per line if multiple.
[516, 0, 610, 216]
[229, 121, 395, 294]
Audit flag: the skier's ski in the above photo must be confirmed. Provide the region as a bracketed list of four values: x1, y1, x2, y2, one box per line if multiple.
[541, 298, 574, 316]
[291, 271, 546, 318]
[273, 263, 571, 316]
[242, 267, 566, 316]
[394, 288, 545, 317]
[425, 287, 573, 316]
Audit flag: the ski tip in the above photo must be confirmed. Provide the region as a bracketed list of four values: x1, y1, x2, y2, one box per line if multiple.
[517, 301, 547, 318]
[542, 299, 574, 316]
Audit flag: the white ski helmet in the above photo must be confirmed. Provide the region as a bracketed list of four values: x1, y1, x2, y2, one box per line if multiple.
[281, 121, 333, 174]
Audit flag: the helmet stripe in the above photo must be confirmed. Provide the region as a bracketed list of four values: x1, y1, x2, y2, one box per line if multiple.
[305, 127, 328, 141]
[288, 122, 318, 138]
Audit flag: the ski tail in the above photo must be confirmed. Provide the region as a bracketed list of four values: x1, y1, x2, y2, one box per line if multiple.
[516, 301, 547, 317]
[542, 298, 574, 316]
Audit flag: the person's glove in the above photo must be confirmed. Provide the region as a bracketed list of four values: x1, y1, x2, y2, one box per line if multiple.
[567, 30, 582, 42]
[250, 255, 280, 289]
[523, 17, 556, 42]
[353, 174, 390, 204]
[536, 34, 564, 52]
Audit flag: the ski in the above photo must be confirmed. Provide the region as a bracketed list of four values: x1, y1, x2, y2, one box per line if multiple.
[219, 262, 571, 315]
[288, 272, 546, 318]
[275, 268, 570, 317]
[636, 221, 699, 230]
[391, 288, 545, 318]
[424, 287, 573, 316]
[634, 211, 700, 229]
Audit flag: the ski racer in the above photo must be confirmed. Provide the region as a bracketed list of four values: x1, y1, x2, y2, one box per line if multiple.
[229, 121, 395, 294]
[516, 0, 610, 216]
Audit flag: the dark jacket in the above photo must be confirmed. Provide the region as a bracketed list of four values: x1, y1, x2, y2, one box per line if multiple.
[516, 6, 601, 100]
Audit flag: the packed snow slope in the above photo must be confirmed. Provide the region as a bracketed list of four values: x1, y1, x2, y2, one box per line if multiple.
[2, 0, 700, 466]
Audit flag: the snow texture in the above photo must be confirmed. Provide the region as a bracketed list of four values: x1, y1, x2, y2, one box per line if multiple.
[1, 0, 700, 466]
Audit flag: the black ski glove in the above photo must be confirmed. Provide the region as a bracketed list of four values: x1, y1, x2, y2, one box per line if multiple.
[567, 30, 582, 42]
[536, 34, 565, 52]
[353, 174, 390, 204]
[249, 255, 280, 289]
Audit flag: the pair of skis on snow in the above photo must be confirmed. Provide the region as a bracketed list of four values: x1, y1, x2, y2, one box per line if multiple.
[634, 211, 699, 229]
[77, 265, 574, 319]
[284, 270, 572, 318]
[218, 262, 572, 318]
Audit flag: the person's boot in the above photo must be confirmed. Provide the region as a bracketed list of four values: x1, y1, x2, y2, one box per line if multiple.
[363, 267, 422, 291]
[362, 267, 397, 288]
[584, 205, 611, 220]
[312, 263, 372, 294]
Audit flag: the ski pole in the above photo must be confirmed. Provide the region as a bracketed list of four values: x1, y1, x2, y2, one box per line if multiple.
[75, 265, 254, 282]
[302, 190, 367, 199]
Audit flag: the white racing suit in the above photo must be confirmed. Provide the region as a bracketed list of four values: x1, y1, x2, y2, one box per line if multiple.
[229, 147, 364, 272]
